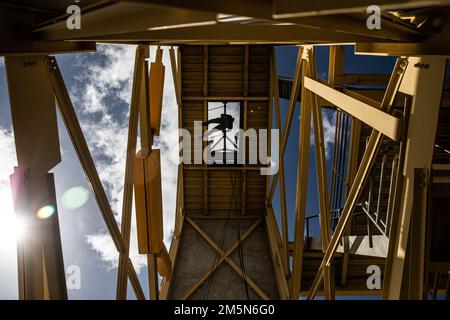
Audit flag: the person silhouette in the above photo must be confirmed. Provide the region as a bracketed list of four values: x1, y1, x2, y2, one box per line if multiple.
[202, 114, 234, 132]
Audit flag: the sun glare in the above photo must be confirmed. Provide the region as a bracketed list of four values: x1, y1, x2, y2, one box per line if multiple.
[0, 190, 23, 243]
[0, 215, 24, 242]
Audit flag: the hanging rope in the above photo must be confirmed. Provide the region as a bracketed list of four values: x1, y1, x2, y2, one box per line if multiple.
[203, 169, 239, 299]
[229, 169, 250, 299]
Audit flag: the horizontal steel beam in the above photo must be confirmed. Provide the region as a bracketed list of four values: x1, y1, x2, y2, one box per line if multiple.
[304, 77, 402, 141]
[33, 2, 217, 41]
[0, 40, 96, 57]
[120, 0, 274, 19]
[273, 0, 450, 18]
[183, 96, 268, 101]
[65, 24, 388, 43]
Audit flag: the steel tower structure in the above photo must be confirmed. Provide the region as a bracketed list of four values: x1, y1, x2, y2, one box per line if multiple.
[1, 0, 450, 300]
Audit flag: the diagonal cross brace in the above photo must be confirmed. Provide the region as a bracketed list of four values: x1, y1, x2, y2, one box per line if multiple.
[184, 217, 269, 300]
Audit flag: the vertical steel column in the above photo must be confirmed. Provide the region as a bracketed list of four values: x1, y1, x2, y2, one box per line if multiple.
[383, 56, 447, 299]
[6, 55, 67, 300]
[291, 47, 312, 300]
[306, 48, 334, 299]
[270, 49, 290, 278]
[116, 45, 146, 300]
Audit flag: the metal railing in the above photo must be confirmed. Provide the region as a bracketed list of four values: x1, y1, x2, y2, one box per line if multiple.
[360, 147, 399, 238]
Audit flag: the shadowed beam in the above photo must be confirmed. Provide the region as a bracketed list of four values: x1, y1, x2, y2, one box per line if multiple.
[57, 24, 393, 43]
[33, 2, 217, 41]
[0, 41, 96, 57]
[273, 0, 450, 17]
[120, 0, 274, 19]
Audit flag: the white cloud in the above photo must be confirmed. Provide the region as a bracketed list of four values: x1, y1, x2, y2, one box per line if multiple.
[0, 128, 19, 299]
[309, 109, 336, 159]
[75, 45, 179, 273]
[322, 110, 336, 158]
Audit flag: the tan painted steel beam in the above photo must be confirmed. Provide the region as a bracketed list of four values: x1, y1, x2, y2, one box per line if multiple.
[159, 48, 184, 300]
[308, 52, 332, 249]
[304, 77, 403, 141]
[328, 46, 344, 86]
[273, 0, 450, 17]
[183, 96, 268, 101]
[270, 49, 290, 278]
[138, 46, 152, 156]
[169, 48, 182, 108]
[70, 24, 386, 43]
[306, 49, 334, 300]
[265, 205, 290, 299]
[184, 166, 264, 171]
[383, 56, 447, 299]
[356, 41, 450, 56]
[33, 2, 217, 41]
[0, 41, 96, 57]
[273, 14, 422, 42]
[116, 45, 146, 300]
[328, 45, 353, 289]
[148, 254, 159, 300]
[291, 47, 313, 300]
[356, 17, 450, 56]
[268, 47, 304, 202]
[121, 0, 274, 19]
[341, 117, 361, 286]
[126, 259, 146, 300]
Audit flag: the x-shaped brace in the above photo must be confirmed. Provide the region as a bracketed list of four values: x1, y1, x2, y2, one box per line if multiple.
[181, 217, 268, 300]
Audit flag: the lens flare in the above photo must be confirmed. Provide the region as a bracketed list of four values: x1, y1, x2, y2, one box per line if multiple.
[36, 205, 55, 219]
[14, 217, 25, 240]
[61, 186, 89, 209]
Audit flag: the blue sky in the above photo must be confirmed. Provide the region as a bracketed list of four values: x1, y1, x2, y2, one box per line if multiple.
[0, 45, 180, 299]
[0, 44, 403, 299]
